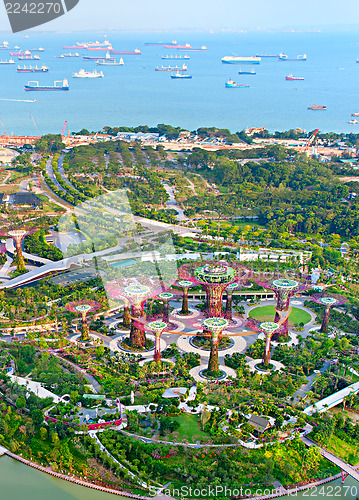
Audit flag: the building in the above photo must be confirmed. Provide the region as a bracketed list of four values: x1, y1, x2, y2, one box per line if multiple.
[7, 192, 42, 208]
[248, 415, 272, 436]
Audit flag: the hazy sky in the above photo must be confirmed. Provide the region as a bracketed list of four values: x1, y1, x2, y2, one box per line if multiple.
[1, 0, 359, 32]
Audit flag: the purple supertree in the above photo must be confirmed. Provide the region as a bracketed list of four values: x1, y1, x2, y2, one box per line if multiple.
[0, 227, 37, 273]
[310, 293, 348, 333]
[178, 261, 249, 318]
[252, 277, 311, 340]
[65, 300, 101, 341]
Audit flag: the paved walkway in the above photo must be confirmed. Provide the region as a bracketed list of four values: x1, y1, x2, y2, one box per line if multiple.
[301, 436, 359, 483]
[293, 361, 330, 402]
[53, 353, 101, 394]
[8, 374, 60, 402]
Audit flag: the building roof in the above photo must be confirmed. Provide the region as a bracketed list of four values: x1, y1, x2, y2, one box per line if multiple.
[248, 414, 271, 432]
[8, 193, 42, 207]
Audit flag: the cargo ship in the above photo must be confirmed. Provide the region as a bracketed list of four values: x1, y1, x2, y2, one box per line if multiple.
[73, 69, 104, 78]
[351, 112, 359, 116]
[256, 53, 278, 57]
[145, 41, 176, 46]
[97, 57, 124, 66]
[178, 45, 207, 51]
[156, 63, 187, 72]
[110, 49, 141, 55]
[238, 68, 256, 74]
[285, 74, 304, 80]
[225, 79, 249, 88]
[19, 54, 40, 61]
[87, 45, 113, 51]
[63, 41, 112, 50]
[279, 53, 307, 61]
[0, 59, 15, 64]
[308, 104, 326, 110]
[18, 65, 49, 73]
[63, 52, 80, 57]
[0, 41, 9, 50]
[222, 56, 261, 64]
[164, 43, 192, 49]
[30, 47, 45, 52]
[83, 52, 114, 61]
[162, 54, 190, 60]
[11, 49, 31, 56]
[349, 119, 358, 125]
[171, 72, 192, 79]
[25, 79, 69, 91]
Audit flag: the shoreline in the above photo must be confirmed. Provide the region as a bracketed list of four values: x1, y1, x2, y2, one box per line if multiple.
[2, 447, 359, 500]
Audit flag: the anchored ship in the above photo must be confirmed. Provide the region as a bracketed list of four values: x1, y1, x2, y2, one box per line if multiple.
[25, 79, 69, 91]
[171, 72, 192, 79]
[110, 49, 141, 55]
[18, 65, 49, 73]
[279, 53, 307, 61]
[156, 64, 187, 72]
[83, 52, 114, 61]
[285, 74, 304, 80]
[162, 54, 190, 60]
[0, 59, 15, 64]
[73, 69, 104, 78]
[238, 68, 256, 75]
[308, 104, 326, 110]
[225, 79, 249, 88]
[97, 57, 124, 66]
[19, 54, 40, 60]
[222, 56, 261, 64]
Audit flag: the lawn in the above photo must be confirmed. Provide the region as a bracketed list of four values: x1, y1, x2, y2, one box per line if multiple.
[248, 305, 312, 326]
[169, 413, 209, 442]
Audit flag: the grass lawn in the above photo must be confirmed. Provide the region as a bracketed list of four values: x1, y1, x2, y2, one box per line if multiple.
[324, 434, 359, 466]
[169, 413, 209, 442]
[249, 305, 312, 326]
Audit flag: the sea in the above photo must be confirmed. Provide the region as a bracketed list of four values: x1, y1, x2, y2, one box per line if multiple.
[1, 30, 359, 136]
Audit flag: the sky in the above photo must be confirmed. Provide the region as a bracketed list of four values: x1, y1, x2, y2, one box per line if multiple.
[1, 0, 359, 32]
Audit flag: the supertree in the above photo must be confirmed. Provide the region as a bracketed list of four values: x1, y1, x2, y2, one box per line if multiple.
[158, 292, 173, 323]
[202, 317, 229, 377]
[65, 300, 101, 342]
[0, 227, 37, 273]
[224, 283, 238, 322]
[146, 320, 168, 363]
[178, 261, 248, 318]
[177, 280, 193, 315]
[252, 277, 311, 340]
[247, 319, 280, 368]
[310, 293, 348, 333]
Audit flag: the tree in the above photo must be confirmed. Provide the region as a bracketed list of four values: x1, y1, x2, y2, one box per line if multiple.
[15, 396, 26, 409]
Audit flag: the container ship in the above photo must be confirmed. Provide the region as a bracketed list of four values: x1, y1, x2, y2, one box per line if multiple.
[110, 49, 141, 55]
[73, 69, 104, 78]
[285, 74, 304, 80]
[238, 68, 256, 75]
[222, 56, 261, 64]
[171, 72, 192, 79]
[279, 53, 307, 61]
[156, 64, 187, 72]
[225, 79, 249, 88]
[25, 79, 69, 91]
[308, 104, 326, 110]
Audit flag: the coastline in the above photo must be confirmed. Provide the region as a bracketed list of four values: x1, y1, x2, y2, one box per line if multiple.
[2, 446, 358, 500]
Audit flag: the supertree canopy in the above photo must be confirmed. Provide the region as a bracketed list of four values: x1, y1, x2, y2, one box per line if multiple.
[179, 261, 248, 318]
[252, 277, 311, 340]
[202, 317, 229, 376]
[0, 227, 37, 273]
[65, 300, 101, 342]
[310, 293, 348, 333]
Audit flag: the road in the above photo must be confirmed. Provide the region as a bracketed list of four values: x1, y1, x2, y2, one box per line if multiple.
[163, 183, 188, 222]
[301, 436, 359, 483]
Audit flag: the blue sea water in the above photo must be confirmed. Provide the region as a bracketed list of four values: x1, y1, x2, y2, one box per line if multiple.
[1, 30, 359, 135]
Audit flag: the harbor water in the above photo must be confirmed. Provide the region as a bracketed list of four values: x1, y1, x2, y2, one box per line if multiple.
[1, 31, 359, 134]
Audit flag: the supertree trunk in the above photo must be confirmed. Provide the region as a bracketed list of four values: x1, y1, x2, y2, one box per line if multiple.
[81, 313, 90, 342]
[123, 304, 131, 329]
[224, 292, 233, 322]
[14, 239, 25, 273]
[130, 303, 146, 349]
[154, 333, 161, 363]
[320, 306, 331, 333]
[163, 301, 170, 323]
[273, 291, 291, 341]
[204, 285, 226, 318]
[208, 335, 220, 375]
[180, 288, 189, 315]
[263, 333, 272, 367]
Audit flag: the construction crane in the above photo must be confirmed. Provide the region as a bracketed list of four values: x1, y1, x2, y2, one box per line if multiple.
[304, 128, 320, 155]
[29, 109, 40, 136]
[61, 120, 68, 139]
[0, 118, 8, 136]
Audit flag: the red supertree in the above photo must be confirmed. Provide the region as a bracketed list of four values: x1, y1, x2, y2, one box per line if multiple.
[65, 300, 101, 342]
[252, 277, 311, 340]
[178, 261, 249, 318]
[0, 227, 37, 273]
[310, 293, 348, 333]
